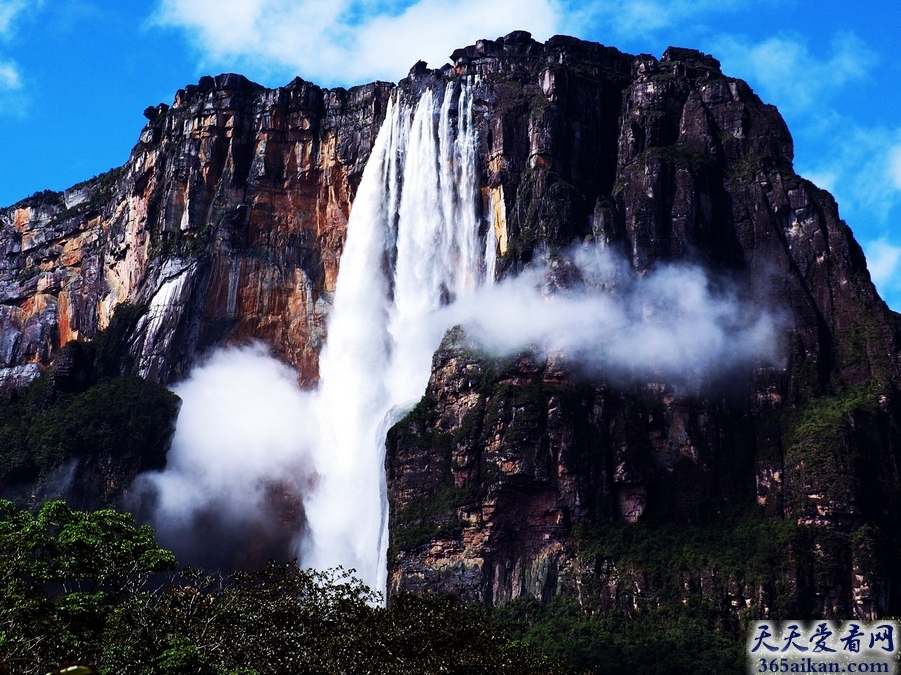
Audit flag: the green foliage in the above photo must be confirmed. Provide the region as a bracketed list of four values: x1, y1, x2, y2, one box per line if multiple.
[43, 168, 126, 227]
[508, 168, 587, 262]
[0, 302, 179, 507]
[498, 593, 740, 675]
[390, 483, 472, 554]
[837, 313, 894, 387]
[727, 155, 762, 183]
[33, 377, 177, 467]
[0, 500, 176, 674]
[376, 593, 567, 674]
[0, 375, 179, 506]
[150, 228, 208, 258]
[16, 266, 42, 283]
[90, 302, 146, 379]
[636, 144, 711, 172]
[491, 514, 839, 674]
[69, 167, 126, 196]
[0, 502, 565, 675]
[780, 384, 877, 514]
[9, 189, 65, 211]
[572, 513, 807, 600]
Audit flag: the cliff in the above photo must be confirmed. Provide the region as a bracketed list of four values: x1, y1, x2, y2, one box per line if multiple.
[0, 74, 394, 387]
[1, 32, 900, 623]
[384, 35, 901, 619]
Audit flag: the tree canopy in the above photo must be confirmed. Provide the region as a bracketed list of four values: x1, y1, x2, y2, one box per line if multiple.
[0, 500, 566, 675]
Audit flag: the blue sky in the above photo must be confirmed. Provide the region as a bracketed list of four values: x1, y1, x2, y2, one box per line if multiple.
[2, 0, 901, 307]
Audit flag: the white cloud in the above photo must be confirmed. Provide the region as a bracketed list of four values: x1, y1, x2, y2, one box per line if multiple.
[0, 1, 27, 114]
[154, 0, 562, 86]
[889, 145, 901, 191]
[865, 239, 901, 288]
[863, 238, 901, 309]
[712, 32, 875, 114]
[0, 0, 28, 37]
[0, 58, 19, 89]
[796, 124, 901, 226]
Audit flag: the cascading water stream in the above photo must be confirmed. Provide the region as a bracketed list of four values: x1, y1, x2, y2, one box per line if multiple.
[303, 79, 495, 594]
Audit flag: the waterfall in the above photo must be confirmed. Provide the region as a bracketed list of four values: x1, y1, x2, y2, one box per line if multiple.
[303, 79, 495, 594]
[141, 77, 779, 591]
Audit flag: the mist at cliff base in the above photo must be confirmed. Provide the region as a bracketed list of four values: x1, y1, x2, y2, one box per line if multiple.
[136, 245, 780, 576]
[132, 344, 318, 570]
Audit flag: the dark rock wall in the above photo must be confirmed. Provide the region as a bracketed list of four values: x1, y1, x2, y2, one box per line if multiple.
[384, 36, 901, 620]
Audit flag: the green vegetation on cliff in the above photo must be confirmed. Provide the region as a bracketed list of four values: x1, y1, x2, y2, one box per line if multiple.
[497, 514, 872, 675]
[0, 303, 180, 509]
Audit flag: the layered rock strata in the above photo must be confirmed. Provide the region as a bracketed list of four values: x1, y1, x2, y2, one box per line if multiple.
[0, 74, 394, 385]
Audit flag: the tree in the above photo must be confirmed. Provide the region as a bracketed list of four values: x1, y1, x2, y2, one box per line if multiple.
[0, 500, 175, 674]
[0, 501, 566, 675]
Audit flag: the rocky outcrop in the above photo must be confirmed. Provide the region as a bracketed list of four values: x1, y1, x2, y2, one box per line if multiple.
[384, 37, 901, 619]
[0, 74, 394, 385]
[1, 32, 900, 620]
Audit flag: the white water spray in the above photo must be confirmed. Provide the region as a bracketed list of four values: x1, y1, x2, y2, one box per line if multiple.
[303, 79, 494, 593]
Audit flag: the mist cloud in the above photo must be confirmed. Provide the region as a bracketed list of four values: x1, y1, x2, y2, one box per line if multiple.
[444, 246, 782, 382]
[137, 246, 783, 573]
[134, 343, 316, 568]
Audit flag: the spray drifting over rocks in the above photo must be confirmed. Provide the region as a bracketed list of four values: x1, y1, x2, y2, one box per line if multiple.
[138, 78, 781, 593]
[445, 245, 783, 384]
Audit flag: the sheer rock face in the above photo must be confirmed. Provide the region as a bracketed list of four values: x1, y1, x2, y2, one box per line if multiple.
[1, 33, 901, 617]
[385, 37, 901, 617]
[0, 73, 393, 385]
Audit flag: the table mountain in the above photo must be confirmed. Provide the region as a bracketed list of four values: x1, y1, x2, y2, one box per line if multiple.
[1, 31, 899, 620]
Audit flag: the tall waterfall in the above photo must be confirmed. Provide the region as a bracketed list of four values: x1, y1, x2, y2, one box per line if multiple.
[141, 76, 779, 595]
[303, 79, 495, 593]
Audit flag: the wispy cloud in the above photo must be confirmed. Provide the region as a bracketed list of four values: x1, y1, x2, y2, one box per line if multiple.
[0, 0, 28, 114]
[562, 0, 752, 41]
[0, 0, 28, 37]
[0, 59, 19, 89]
[801, 125, 901, 222]
[712, 31, 875, 114]
[865, 239, 901, 288]
[889, 145, 901, 191]
[153, 0, 562, 86]
[863, 238, 901, 309]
